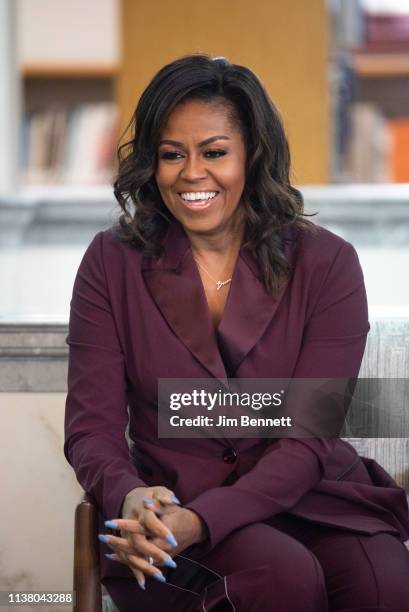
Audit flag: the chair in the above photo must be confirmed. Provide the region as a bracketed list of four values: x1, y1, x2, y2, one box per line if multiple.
[73, 493, 103, 612]
[344, 318, 409, 494]
[73, 493, 119, 611]
[72, 318, 409, 610]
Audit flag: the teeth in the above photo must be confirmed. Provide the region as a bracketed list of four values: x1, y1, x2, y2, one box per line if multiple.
[180, 191, 217, 202]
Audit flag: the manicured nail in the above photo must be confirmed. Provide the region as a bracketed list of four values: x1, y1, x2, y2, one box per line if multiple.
[105, 553, 117, 561]
[152, 572, 166, 583]
[104, 520, 118, 529]
[165, 533, 178, 547]
[137, 579, 146, 591]
[98, 533, 110, 544]
[162, 555, 177, 569]
[142, 497, 153, 505]
[170, 495, 181, 505]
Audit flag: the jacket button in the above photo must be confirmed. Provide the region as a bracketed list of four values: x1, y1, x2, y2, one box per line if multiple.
[222, 448, 237, 464]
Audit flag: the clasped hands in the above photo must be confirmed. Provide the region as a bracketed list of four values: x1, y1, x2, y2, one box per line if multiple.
[98, 486, 208, 590]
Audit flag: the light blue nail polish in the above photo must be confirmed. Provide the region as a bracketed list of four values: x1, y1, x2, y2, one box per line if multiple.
[171, 495, 181, 505]
[105, 553, 117, 560]
[142, 497, 153, 505]
[104, 520, 118, 529]
[138, 580, 146, 591]
[162, 555, 177, 569]
[152, 572, 166, 583]
[98, 533, 110, 544]
[165, 533, 178, 547]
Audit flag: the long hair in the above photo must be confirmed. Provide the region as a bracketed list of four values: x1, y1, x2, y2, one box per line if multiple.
[113, 53, 317, 296]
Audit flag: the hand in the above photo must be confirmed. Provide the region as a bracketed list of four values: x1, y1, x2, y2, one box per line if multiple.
[149, 502, 208, 556]
[98, 486, 181, 589]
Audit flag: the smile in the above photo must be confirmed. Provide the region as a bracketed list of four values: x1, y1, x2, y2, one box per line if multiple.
[178, 191, 219, 208]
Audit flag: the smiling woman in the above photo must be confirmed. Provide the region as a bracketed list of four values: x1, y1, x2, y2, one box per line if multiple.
[113, 54, 314, 300]
[154, 98, 248, 323]
[64, 54, 409, 612]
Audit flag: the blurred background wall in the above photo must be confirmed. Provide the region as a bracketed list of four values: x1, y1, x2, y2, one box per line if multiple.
[10, 0, 409, 191]
[118, 0, 329, 184]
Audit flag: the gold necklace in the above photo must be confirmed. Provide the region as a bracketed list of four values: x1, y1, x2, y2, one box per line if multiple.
[193, 257, 232, 291]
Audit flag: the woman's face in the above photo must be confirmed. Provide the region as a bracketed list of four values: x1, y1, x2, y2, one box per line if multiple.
[155, 99, 246, 237]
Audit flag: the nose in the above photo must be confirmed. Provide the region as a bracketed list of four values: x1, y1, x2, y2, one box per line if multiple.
[179, 153, 207, 182]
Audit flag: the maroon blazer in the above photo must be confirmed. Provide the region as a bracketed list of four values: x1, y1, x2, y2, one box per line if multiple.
[64, 220, 409, 581]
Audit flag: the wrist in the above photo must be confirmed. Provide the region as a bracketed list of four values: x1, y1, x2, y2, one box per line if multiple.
[188, 509, 208, 543]
[121, 487, 148, 518]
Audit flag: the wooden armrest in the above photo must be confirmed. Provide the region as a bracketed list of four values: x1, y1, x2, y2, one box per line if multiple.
[73, 493, 102, 612]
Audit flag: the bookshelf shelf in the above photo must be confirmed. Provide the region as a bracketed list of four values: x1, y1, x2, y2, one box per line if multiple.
[20, 65, 118, 186]
[353, 53, 409, 77]
[15, 0, 120, 188]
[22, 64, 119, 78]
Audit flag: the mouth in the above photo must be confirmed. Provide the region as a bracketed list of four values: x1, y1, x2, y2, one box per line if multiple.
[177, 191, 219, 210]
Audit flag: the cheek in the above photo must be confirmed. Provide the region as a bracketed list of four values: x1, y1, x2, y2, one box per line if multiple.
[220, 158, 246, 191]
[155, 165, 174, 189]
[224, 169, 246, 198]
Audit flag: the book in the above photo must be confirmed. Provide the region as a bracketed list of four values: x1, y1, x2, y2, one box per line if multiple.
[366, 13, 409, 43]
[389, 119, 409, 182]
[344, 102, 392, 182]
[21, 103, 118, 186]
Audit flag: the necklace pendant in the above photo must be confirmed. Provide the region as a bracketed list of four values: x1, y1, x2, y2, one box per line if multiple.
[216, 279, 231, 291]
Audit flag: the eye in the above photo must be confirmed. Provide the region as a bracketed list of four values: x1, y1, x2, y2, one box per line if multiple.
[159, 151, 183, 160]
[204, 149, 227, 158]
[158, 149, 227, 161]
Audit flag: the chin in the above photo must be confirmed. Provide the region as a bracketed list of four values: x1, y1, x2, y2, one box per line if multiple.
[180, 216, 225, 235]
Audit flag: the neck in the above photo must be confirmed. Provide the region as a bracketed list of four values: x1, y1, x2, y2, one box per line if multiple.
[185, 213, 245, 260]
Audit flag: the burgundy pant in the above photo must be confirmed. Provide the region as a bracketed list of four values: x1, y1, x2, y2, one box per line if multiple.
[103, 514, 409, 612]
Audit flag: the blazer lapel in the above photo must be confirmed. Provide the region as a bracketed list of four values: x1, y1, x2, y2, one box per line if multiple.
[217, 229, 294, 374]
[142, 222, 228, 383]
[142, 221, 295, 380]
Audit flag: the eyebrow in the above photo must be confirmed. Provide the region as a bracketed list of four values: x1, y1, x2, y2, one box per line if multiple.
[158, 135, 231, 147]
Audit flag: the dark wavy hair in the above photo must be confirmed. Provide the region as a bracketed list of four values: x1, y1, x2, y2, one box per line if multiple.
[113, 53, 317, 296]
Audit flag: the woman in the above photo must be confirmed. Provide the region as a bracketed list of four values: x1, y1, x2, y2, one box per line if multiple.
[64, 54, 409, 611]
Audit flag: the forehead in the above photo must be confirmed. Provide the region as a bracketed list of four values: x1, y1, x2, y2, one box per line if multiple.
[160, 99, 240, 138]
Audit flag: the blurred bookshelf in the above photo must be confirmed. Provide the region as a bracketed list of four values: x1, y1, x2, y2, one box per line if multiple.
[330, 0, 409, 184]
[352, 52, 409, 76]
[21, 70, 119, 187]
[17, 0, 120, 188]
[22, 65, 118, 78]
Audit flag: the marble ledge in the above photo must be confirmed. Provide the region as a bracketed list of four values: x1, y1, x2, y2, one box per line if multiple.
[1, 184, 409, 247]
[0, 322, 68, 391]
[1, 315, 409, 394]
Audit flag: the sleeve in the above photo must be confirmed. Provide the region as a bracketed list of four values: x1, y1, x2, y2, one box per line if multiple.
[185, 241, 370, 548]
[63, 231, 147, 521]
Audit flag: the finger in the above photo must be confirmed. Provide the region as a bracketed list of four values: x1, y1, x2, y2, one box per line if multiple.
[141, 510, 178, 547]
[105, 549, 131, 566]
[105, 552, 147, 590]
[102, 527, 176, 565]
[126, 553, 167, 583]
[139, 490, 180, 516]
[105, 552, 122, 563]
[112, 551, 167, 582]
[98, 533, 134, 555]
[104, 509, 178, 548]
[152, 490, 181, 506]
[118, 530, 175, 564]
[141, 496, 163, 515]
[128, 535, 177, 568]
[149, 534, 180, 556]
[104, 518, 146, 535]
[134, 569, 146, 590]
